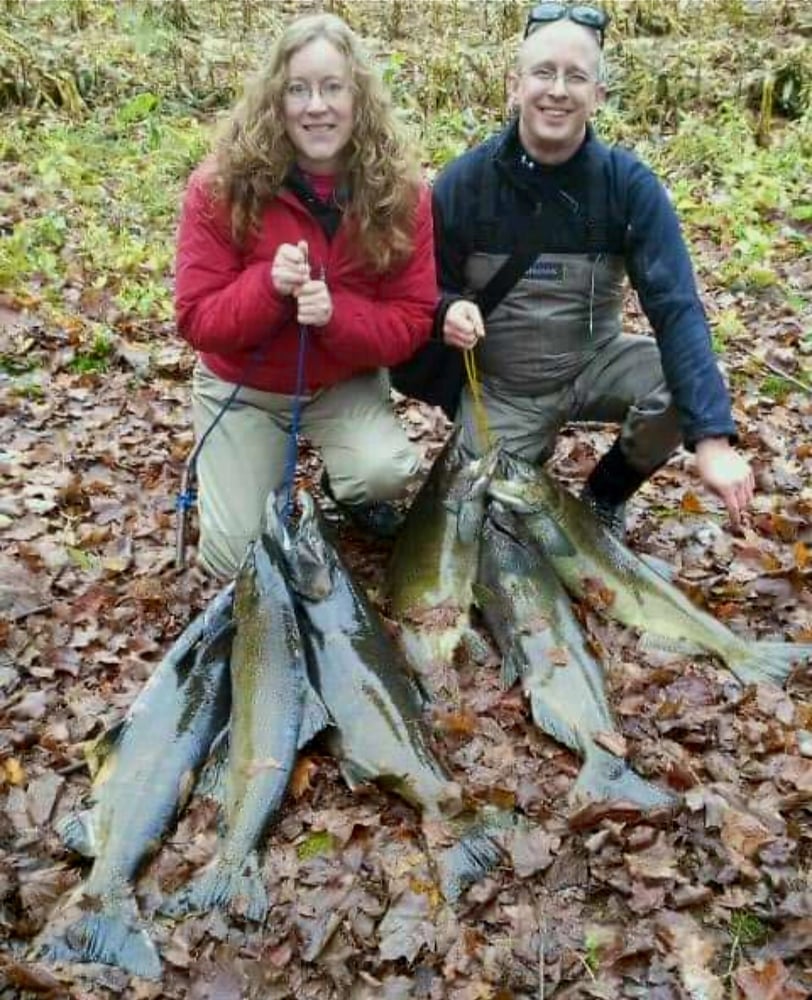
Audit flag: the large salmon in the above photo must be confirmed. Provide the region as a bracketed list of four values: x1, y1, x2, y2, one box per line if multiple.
[37, 586, 234, 979]
[387, 429, 501, 675]
[478, 503, 674, 811]
[283, 491, 506, 901]
[489, 454, 812, 687]
[161, 498, 327, 922]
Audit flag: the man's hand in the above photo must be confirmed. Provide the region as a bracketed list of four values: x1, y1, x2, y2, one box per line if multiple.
[271, 240, 310, 296]
[443, 299, 485, 351]
[295, 279, 333, 328]
[694, 437, 755, 530]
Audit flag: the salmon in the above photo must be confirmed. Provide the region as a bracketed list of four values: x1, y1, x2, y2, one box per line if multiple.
[37, 586, 234, 978]
[281, 490, 507, 901]
[489, 454, 812, 687]
[387, 428, 501, 676]
[161, 498, 327, 922]
[478, 503, 674, 811]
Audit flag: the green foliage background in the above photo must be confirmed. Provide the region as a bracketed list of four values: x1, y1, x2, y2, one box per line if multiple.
[1, 0, 810, 372]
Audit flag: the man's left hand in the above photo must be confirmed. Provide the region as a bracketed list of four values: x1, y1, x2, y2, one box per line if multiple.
[694, 437, 754, 530]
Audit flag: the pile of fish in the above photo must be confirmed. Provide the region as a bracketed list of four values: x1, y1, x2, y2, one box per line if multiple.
[35, 475, 506, 979]
[35, 429, 812, 980]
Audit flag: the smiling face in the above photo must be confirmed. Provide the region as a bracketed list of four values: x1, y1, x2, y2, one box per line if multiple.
[283, 36, 355, 175]
[510, 19, 605, 165]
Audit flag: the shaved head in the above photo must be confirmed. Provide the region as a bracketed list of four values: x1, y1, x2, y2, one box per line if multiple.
[518, 19, 603, 78]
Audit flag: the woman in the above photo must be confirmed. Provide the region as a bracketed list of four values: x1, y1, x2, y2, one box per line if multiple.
[175, 13, 436, 579]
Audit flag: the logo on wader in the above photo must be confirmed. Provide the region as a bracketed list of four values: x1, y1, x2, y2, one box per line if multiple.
[526, 259, 565, 282]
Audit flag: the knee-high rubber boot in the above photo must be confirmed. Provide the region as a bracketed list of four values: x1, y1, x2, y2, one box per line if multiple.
[320, 471, 404, 539]
[580, 440, 653, 540]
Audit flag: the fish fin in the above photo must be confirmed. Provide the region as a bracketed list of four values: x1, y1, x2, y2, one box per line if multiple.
[36, 892, 161, 979]
[460, 627, 491, 665]
[753, 640, 812, 663]
[197, 619, 235, 662]
[159, 852, 268, 923]
[83, 721, 125, 780]
[54, 809, 97, 858]
[501, 644, 526, 690]
[194, 727, 230, 806]
[638, 633, 707, 657]
[298, 683, 331, 750]
[531, 518, 577, 559]
[639, 553, 675, 581]
[727, 641, 812, 687]
[572, 747, 676, 812]
[456, 502, 481, 545]
[337, 757, 375, 791]
[471, 582, 496, 610]
[435, 810, 511, 903]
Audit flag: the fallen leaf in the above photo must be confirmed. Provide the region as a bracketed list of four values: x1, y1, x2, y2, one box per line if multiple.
[734, 956, 808, 999]
[509, 827, 560, 878]
[377, 889, 436, 963]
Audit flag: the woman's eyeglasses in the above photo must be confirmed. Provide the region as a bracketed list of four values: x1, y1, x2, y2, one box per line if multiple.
[283, 80, 352, 107]
[523, 3, 610, 47]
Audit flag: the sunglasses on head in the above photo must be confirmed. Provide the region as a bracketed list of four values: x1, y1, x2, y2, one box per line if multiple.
[523, 3, 610, 47]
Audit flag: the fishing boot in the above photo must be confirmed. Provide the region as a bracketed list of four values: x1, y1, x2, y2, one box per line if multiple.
[320, 471, 404, 539]
[580, 440, 650, 541]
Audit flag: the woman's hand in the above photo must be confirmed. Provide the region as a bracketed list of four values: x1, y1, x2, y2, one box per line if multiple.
[295, 279, 333, 328]
[271, 240, 310, 296]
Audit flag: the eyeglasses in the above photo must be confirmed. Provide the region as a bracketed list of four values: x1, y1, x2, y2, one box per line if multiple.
[523, 3, 610, 47]
[526, 65, 595, 90]
[283, 80, 352, 107]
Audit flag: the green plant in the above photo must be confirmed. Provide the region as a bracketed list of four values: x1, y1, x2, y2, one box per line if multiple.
[725, 910, 768, 979]
[710, 308, 746, 354]
[583, 928, 603, 975]
[296, 830, 336, 861]
[760, 374, 796, 403]
[69, 332, 114, 374]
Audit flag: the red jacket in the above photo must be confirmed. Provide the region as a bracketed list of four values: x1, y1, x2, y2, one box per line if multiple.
[174, 168, 437, 394]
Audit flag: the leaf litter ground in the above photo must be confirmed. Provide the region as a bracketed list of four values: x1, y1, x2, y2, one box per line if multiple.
[1, 348, 811, 998]
[2, 2, 812, 996]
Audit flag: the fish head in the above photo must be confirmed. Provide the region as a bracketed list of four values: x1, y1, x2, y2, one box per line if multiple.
[261, 490, 294, 562]
[451, 440, 502, 543]
[485, 499, 523, 537]
[284, 490, 336, 602]
[488, 450, 558, 514]
[488, 457, 578, 558]
[442, 438, 501, 509]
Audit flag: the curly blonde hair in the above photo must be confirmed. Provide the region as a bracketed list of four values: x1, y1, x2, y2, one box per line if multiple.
[210, 13, 421, 272]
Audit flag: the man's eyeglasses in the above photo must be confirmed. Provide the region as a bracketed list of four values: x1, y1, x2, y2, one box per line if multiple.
[523, 3, 610, 47]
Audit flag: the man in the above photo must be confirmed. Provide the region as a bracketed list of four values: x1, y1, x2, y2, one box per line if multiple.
[432, 3, 753, 536]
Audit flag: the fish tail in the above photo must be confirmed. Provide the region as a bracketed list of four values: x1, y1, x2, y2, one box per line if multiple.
[728, 640, 812, 687]
[574, 747, 675, 812]
[159, 852, 267, 923]
[435, 811, 511, 903]
[37, 894, 161, 979]
[193, 727, 230, 806]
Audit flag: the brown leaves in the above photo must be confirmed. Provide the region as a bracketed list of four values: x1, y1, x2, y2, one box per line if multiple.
[377, 888, 437, 962]
[655, 911, 724, 1000]
[734, 957, 808, 999]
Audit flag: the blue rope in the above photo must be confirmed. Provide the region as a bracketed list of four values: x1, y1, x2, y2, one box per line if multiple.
[281, 323, 309, 523]
[175, 287, 313, 564]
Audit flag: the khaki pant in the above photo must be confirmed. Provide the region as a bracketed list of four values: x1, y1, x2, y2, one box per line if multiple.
[192, 364, 420, 578]
[460, 334, 682, 472]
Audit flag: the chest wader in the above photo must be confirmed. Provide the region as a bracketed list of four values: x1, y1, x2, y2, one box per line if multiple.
[477, 148, 665, 540]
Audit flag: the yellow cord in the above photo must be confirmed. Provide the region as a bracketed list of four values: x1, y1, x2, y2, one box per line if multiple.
[463, 346, 492, 451]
